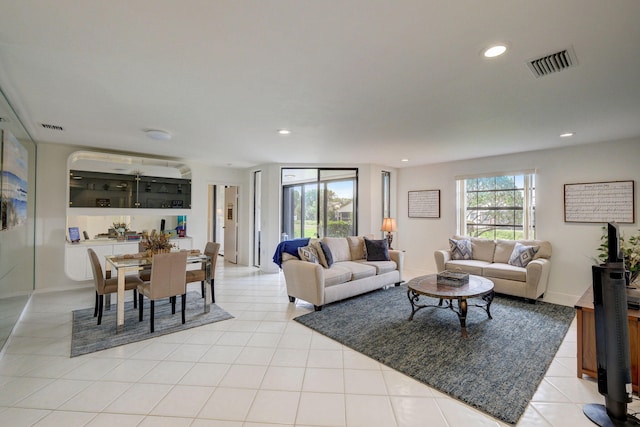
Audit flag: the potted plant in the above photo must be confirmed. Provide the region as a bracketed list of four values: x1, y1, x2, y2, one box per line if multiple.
[597, 227, 640, 285]
[112, 221, 129, 241]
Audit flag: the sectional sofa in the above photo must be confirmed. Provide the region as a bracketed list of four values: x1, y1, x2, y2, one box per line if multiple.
[281, 236, 404, 310]
[434, 236, 552, 302]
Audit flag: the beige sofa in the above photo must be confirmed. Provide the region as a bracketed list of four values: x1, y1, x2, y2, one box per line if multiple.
[434, 236, 552, 302]
[283, 236, 404, 310]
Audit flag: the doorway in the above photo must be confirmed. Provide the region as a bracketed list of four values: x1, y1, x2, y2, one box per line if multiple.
[209, 184, 239, 263]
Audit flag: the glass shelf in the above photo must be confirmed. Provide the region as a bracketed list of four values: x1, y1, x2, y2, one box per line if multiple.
[69, 170, 191, 209]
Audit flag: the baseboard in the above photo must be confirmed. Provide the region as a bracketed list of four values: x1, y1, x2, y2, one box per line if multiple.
[543, 291, 580, 307]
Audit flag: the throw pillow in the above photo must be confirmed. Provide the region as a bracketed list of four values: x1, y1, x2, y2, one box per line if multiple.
[508, 243, 539, 267]
[364, 238, 390, 261]
[449, 238, 472, 260]
[297, 246, 319, 264]
[319, 241, 334, 268]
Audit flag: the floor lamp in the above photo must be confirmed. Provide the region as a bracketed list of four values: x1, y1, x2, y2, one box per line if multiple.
[381, 218, 397, 250]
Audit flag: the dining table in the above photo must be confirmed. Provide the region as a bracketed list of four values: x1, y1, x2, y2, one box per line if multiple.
[104, 251, 212, 333]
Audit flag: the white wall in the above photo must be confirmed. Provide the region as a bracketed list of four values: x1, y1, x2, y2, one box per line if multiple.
[397, 138, 640, 305]
[35, 142, 248, 291]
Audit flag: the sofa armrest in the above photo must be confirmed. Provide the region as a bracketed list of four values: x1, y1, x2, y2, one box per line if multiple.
[282, 260, 325, 306]
[388, 250, 404, 282]
[525, 258, 551, 300]
[434, 250, 450, 273]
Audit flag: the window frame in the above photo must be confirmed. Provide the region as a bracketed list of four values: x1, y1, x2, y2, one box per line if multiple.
[456, 170, 536, 240]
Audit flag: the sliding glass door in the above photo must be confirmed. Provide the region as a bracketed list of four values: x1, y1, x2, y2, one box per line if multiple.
[282, 168, 357, 239]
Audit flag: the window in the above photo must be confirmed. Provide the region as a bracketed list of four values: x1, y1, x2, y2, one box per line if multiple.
[282, 168, 358, 239]
[457, 172, 535, 240]
[382, 171, 391, 238]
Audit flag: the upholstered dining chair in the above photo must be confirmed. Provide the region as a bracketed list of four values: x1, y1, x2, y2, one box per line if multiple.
[185, 242, 220, 301]
[137, 251, 188, 333]
[88, 248, 142, 325]
[137, 241, 151, 281]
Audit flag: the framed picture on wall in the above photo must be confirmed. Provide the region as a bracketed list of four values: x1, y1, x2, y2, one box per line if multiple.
[1, 130, 29, 231]
[408, 190, 440, 218]
[564, 180, 635, 223]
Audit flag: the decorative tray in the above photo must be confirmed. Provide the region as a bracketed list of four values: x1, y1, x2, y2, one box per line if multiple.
[437, 270, 470, 286]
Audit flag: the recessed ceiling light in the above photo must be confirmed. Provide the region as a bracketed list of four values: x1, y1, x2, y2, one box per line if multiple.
[484, 45, 507, 58]
[278, 129, 291, 135]
[144, 129, 172, 141]
[560, 132, 575, 138]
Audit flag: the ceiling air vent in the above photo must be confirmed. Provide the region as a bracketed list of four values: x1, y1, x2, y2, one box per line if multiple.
[40, 123, 64, 131]
[526, 47, 577, 78]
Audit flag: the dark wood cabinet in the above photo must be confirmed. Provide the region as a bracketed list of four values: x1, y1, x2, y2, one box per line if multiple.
[575, 286, 640, 392]
[69, 170, 191, 209]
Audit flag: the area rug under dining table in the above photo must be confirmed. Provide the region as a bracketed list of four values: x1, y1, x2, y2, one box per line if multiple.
[71, 291, 233, 357]
[294, 284, 576, 425]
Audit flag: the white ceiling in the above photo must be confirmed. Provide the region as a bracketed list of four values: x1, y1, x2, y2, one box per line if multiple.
[1, 1, 639, 169]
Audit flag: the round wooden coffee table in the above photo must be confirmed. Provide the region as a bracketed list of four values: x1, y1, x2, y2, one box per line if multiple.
[407, 274, 495, 337]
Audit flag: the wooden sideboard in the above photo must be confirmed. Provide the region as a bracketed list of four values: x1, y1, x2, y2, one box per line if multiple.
[575, 286, 640, 392]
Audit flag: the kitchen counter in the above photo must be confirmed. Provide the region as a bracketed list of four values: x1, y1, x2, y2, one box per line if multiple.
[65, 237, 193, 281]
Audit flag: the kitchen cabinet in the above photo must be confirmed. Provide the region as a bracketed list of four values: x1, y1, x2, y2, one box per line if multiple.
[69, 170, 191, 209]
[65, 238, 192, 281]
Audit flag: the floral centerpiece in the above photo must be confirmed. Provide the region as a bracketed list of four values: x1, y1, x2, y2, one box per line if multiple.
[597, 227, 640, 284]
[141, 232, 176, 256]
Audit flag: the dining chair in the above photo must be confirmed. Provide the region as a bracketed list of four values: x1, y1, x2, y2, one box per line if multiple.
[185, 242, 220, 301]
[137, 251, 188, 333]
[88, 248, 142, 325]
[137, 240, 151, 281]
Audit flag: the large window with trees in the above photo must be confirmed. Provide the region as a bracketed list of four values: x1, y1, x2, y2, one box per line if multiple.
[457, 171, 535, 240]
[282, 168, 357, 239]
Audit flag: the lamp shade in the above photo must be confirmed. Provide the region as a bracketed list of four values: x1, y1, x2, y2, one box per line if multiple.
[381, 217, 397, 232]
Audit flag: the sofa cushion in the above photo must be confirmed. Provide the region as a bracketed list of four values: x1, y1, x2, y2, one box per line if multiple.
[444, 260, 491, 276]
[364, 238, 391, 261]
[347, 236, 367, 260]
[494, 240, 517, 264]
[297, 245, 319, 264]
[323, 264, 353, 287]
[508, 243, 539, 267]
[449, 238, 472, 260]
[337, 261, 377, 280]
[484, 263, 527, 282]
[323, 237, 351, 262]
[359, 260, 398, 275]
[470, 237, 496, 262]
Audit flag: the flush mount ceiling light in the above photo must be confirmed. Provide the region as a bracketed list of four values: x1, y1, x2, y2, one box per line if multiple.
[560, 132, 575, 138]
[483, 44, 507, 58]
[401, 159, 409, 162]
[144, 129, 172, 141]
[278, 129, 291, 135]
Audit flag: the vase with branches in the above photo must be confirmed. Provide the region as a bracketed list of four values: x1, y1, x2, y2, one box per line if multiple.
[141, 232, 176, 256]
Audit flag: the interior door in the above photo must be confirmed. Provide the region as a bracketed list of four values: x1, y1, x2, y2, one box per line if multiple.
[224, 186, 238, 263]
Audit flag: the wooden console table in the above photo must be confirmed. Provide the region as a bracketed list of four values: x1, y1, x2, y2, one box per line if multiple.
[575, 286, 640, 392]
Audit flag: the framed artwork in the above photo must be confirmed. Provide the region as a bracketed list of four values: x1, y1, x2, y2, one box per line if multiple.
[564, 180, 635, 223]
[408, 190, 440, 218]
[1, 130, 28, 230]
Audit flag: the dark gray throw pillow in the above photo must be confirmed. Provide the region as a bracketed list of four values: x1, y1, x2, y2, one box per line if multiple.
[364, 238, 390, 261]
[319, 241, 334, 268]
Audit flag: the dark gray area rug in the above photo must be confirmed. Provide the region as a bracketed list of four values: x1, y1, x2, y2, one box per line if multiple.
[295, 285, 575, 425]
[71, 292, 233, 357]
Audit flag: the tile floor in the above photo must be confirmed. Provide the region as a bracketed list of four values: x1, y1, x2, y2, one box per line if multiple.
[0, 261, 626, 426]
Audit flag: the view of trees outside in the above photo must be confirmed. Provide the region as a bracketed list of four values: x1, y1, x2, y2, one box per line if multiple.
[464, 174, 534, 240]
[282, 169, 356, 239]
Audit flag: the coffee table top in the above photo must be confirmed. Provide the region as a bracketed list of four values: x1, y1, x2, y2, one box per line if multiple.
[408, 274, 494, 299]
